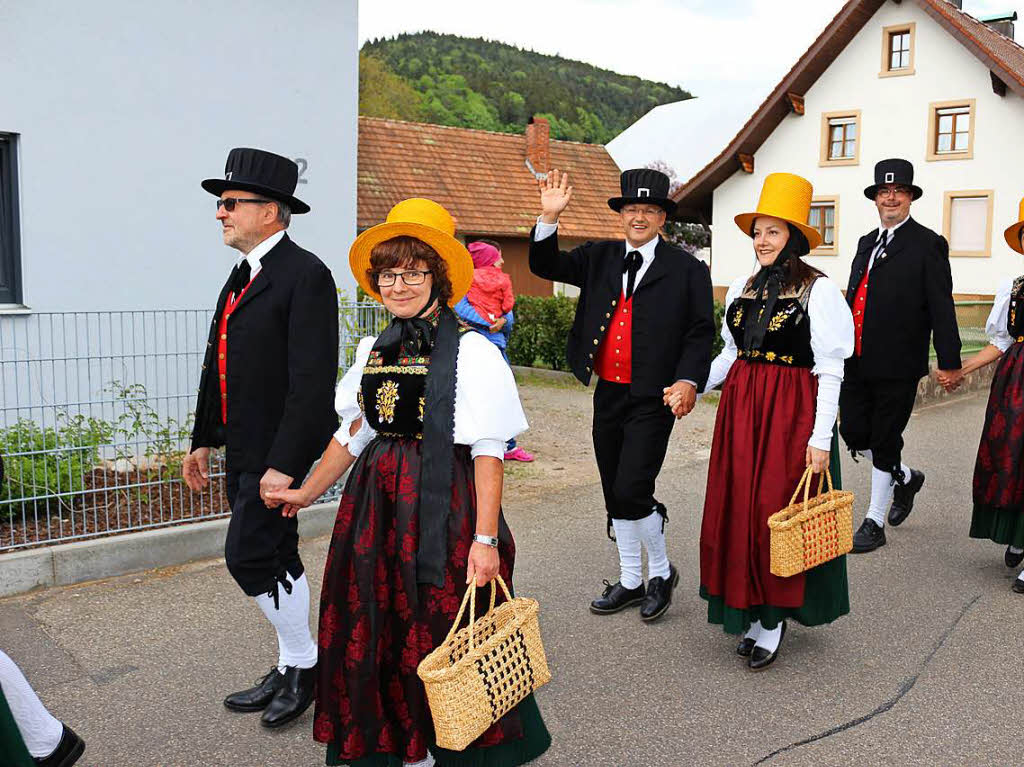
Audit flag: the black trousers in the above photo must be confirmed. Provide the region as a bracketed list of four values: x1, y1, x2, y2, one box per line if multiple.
[838, 357, 919, 478]
[592, 379, 676, 527]
[224, 470, 305, 597]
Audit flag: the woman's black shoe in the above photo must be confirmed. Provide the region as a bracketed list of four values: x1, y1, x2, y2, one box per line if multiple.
[34, 724, 85, 767]
[748, 622, 787, 671]
[589, 580, 645, 614]
[1012, 578, 1024, 594]
[640, 564, 679, 622]
[736, 637, 756, 657]
[1005, 546, 1024, 568]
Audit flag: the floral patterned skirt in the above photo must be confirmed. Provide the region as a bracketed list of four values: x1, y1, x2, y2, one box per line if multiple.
[314, 436, 550, 766]
[971, 342, 1024, 548]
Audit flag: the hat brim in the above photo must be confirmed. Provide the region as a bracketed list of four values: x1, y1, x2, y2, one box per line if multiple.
[201, 178, 310, 214]
[349, 222, 474, 307]
[863, 184, 923, 202]
[1005, 221, 1024, 255]
[607, 197, 676, 216]
[733, 212, 823, 251]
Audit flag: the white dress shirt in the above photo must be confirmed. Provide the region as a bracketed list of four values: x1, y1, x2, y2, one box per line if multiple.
[533, 218, 659, 293]
[868, 214, 910, 270]
[233, 229, 286, 283]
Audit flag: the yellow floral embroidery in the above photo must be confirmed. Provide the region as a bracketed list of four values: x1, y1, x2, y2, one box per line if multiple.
[418, 396, 425, 422]
[732, 306, 744, 328]
[767, 308, 792, 333]
[765, 351, 776, 361]
[376, 380, 400, 423]
[357, 389, 364, 412]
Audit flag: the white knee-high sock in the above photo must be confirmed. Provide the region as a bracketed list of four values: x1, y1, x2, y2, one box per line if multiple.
[755, 623, 783, 653]
[0, 650, 64, 758]
[866, 467, 895, 527]
[254, 572, 318, 671]
[1017, 570, 1024, 584]
[404, 754, 435, 767]
[611, 518, 643, 589]
[1010, 546, 1024, 555]
[744, 620, 762, 642]
[636, 510, 670, 581]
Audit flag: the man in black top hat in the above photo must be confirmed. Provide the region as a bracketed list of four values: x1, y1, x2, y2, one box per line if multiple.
[841, 158, 961, 553]
[182, 148, 338, 728]
[529, 167, 715, 622]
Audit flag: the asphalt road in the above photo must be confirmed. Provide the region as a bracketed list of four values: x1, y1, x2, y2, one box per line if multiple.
[2, 393, 1019, 767]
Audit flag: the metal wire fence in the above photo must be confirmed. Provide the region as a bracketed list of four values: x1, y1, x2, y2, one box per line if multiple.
[0, 298, 989, 551]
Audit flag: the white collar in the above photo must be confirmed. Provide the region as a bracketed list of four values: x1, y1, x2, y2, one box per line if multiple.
[236, 229, 286, 274]
[877, 215, 910, 241]
[626, 234, 660, 261]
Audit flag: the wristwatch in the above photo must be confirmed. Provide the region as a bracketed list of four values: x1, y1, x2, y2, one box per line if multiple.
[473, 534, 499, 548]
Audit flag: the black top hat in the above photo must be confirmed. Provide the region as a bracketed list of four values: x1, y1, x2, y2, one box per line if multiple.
[202, 148, 310, 214]
[608, 168, 676, 215]
[864, 158, 923, 201]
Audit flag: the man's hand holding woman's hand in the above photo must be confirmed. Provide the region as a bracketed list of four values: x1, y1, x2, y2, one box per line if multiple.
[663, 381, 697, 419]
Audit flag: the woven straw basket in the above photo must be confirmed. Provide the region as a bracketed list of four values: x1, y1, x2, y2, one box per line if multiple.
[768, 467, 854, 578]
[417, 575, 551, 751]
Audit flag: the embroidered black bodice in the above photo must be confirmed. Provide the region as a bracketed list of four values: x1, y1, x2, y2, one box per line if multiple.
[726, 279, 816, 368]
[359, 350, 429, 439]
[1007, 275, 1024, 341]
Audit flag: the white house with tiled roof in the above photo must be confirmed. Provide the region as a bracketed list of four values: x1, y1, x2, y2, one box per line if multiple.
[673, 0, 1024, 299]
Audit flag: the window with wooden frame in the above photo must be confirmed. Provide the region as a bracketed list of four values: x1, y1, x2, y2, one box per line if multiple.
[943, 190, 993, 257]
[880, 23, 915, 77]
[927, 100, 975, 161]
[807, 196, 839, 256]
[819, 111, 860, 167]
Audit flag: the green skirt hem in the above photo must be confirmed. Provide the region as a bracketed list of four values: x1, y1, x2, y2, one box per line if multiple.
[325, 693, 551, 767]
[970, 504, 1024, 547]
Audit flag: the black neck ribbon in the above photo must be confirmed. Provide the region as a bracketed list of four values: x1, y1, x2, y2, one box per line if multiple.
[743, 249, 793, 352]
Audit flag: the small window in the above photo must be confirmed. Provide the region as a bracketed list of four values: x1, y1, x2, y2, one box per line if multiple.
[927, 100, 975, 161]
[880, 23, 916, 77]
[943, 190, 993, 257]
[808, 196, 839, 256]
[0, 134, 22, 305]
[819, 111, 860, 167]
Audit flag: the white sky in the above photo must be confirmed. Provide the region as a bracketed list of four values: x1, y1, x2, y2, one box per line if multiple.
[359, 0, 1021, 103]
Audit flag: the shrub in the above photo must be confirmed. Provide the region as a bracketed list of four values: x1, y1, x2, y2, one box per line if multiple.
[507, 295, 577, 370]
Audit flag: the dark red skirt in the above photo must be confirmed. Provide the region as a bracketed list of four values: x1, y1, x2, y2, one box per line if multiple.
[701, 361, 819, 613]
[971, 342, 1024, 546]
[313, 437, 525, 764]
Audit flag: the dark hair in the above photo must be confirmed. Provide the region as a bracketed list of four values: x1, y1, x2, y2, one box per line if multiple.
[368, 236, 453, 305]
[747, 220, 824, 292]
[474, 238, 501, 252]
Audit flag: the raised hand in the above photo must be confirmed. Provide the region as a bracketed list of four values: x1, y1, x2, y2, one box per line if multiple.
[538, 169, 574, 224]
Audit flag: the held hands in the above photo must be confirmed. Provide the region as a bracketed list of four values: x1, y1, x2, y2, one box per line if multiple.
[663, 381, 697, 419]
[935, 368, 964, 393]
[182, 447, 210, 492]
[805, 445, 830, 473]
[488, 317, 507, 333]
[538, 169, 573, 224]
[264, 485, 313, 518]
[259, 467, 294, 511]
[466, 542, 500, 587]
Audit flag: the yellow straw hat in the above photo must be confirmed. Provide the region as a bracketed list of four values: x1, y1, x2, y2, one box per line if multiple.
[349, 198, 474, 306]
[1004, 196, 1024, 255]
[734, 172, 823, 251]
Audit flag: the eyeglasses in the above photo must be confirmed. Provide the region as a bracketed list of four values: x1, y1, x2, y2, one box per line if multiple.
[875, 186, 912, 199]
[216, 197, 274, 211]
[375, 270, 432, 287]
[620, 205, 663, 216]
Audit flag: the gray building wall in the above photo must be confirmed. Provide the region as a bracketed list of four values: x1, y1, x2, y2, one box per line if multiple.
[0, 0, 359, 312]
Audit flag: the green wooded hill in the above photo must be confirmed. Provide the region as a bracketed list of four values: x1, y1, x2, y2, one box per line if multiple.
[360, 32, 692, 144]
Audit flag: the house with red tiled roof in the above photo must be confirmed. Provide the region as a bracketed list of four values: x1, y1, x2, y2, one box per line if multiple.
[358, 115, 623, 296]
[671, 0, 1024, 300]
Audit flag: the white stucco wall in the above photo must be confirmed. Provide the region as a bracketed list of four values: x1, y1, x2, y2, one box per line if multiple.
[0, 0, 358, 312]
[710, 1, 1024, 296]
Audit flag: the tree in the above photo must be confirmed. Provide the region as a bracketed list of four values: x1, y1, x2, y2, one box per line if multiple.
[358, 53, 424, 122]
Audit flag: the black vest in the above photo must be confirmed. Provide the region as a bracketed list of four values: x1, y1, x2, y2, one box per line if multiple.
[726, 279, 816, 369]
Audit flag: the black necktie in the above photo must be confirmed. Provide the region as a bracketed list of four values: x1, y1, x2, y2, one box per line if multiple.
[230, 260, 251, 297]
[623, 250, 642, 299]
[870, 230, 889, 270]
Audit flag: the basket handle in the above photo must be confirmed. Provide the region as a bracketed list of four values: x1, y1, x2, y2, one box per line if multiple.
[441, 575, 516, 652]
[788, 465, 835, 510]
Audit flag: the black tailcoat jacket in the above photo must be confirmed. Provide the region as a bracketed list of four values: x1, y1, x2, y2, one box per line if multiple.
[529, 230, 715, 395]
[190, 234, 339, 479]
[845, 217, 961, 380]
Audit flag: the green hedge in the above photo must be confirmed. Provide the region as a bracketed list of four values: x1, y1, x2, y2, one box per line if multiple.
[508, 294, 726, 371]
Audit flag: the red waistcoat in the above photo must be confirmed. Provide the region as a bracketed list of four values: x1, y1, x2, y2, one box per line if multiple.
[595, 291, 633, 383]
[851, 265, 870, 357]
[217, 281, 254, 423]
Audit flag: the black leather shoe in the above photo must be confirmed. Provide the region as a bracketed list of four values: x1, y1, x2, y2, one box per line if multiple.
[1005, 546, 1024, 568]
[852, 519, 886, 553]
[888, 469, 925, 526]
[640, 564, 679, 622]
[34, 724, 85, 767]
[589, 580, 645, 614]
[260, 665, 316, 728]
[748, 622, 787, 671]
[736, 637, 756, 657]
[224, 668, 284, 712]
[1013, 578, 1024, 594]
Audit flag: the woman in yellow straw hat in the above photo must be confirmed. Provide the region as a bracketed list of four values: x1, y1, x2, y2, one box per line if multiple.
[941, 196, 1024, 593]
[266, 199, 551, 765]
[680, 172, 854, 670]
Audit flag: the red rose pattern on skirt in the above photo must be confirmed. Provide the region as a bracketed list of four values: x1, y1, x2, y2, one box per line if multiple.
[973, 342, 1024, 513]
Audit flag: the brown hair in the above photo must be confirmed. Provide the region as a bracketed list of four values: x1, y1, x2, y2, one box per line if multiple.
[746, 221, 824, 293]
[367, 236, 453, 305]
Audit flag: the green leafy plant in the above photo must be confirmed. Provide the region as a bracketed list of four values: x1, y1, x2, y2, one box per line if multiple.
[507, 295, 577, 370]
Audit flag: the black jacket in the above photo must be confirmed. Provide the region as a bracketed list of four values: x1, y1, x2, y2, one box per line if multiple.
[190, 234, 339, 478]
[846, 217, 961, 380]
[529, 230, 715, 395]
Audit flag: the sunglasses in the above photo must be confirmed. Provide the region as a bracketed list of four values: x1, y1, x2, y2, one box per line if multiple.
[216, 197, 274, 211]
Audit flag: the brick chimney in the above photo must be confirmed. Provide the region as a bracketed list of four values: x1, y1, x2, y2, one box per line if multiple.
[525, 116, 550, 179]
